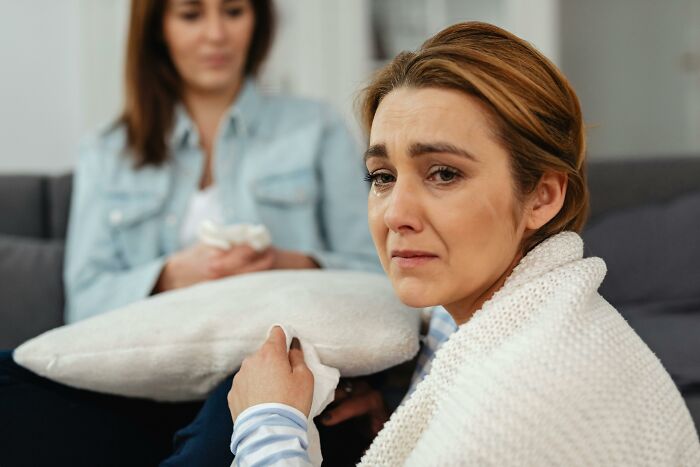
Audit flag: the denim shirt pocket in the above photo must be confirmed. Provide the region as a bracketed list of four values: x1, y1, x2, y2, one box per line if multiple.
[251, 168, 320, 250]
[104, 191, 166, 266]
[252, 168, 319, 207]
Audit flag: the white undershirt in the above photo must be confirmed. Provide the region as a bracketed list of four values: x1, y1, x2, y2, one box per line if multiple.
[179, 184, 225, 248]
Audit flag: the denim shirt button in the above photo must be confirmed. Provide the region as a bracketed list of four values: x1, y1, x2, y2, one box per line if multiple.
[166, 214, 178, 227]
[109, 210, 123, 225]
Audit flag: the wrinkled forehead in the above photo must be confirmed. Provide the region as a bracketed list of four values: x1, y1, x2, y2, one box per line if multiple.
[368, 87, 501, 159]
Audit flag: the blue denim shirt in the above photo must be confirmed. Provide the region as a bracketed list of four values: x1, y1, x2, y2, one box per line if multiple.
[64, 80, 379, 323]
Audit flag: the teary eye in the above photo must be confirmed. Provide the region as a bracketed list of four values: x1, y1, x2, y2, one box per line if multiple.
[427, 166, 460, 183]
[364, 170, 396, 187]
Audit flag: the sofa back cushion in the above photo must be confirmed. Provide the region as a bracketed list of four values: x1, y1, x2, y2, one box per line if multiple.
[0, 176, 45, 238]
[46, 174, 73, 239]
[583, 190, 700, 306]
[0, 174, 72, 240]
[583, 190, 700, 396]
[0, 236, 65, 347]
[587, 157, 700, 223]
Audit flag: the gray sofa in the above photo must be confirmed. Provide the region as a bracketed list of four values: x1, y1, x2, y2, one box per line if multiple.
[1, 159, 699, 429]
[0, 174, 71, 347]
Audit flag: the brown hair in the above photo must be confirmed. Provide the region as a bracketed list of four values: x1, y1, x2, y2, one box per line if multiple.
[361, 22, 588, 252]
[121, 0, 275, 167]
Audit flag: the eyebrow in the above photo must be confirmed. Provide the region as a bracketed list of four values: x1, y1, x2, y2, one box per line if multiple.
[173, 0, 242, 7]
[363, 142, 478, 162]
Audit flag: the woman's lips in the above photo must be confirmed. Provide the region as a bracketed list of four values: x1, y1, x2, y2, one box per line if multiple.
[390, 250, 438, 268]
[202, 54, 231, 68]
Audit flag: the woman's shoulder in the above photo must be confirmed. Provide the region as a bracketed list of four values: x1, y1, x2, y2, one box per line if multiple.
[425, 296, 697, 463]
[254, 91, 345, 134]
[75, 121, 135, 176]
[80, 120, 127, 153]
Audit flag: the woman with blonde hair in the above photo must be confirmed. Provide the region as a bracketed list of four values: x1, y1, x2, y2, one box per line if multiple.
[227, 22, 700, 465]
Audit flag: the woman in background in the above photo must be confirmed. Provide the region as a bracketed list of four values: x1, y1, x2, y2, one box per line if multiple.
[0, 0, 377, 466]
[227, 21, 700, 465]
[65, 0, 377, 323]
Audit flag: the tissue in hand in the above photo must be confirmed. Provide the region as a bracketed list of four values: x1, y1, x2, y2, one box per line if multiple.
[198, 220, 272, 251]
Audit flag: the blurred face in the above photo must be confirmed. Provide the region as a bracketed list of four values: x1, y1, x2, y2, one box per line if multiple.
[366, 87, 530, 322]
[163, 0, 255, 95]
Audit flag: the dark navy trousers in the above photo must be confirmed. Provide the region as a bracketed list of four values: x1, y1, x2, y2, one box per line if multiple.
[0, 350, 232, 467]
[0, 350, 370, 466]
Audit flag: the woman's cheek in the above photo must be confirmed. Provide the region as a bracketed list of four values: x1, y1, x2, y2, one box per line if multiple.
[367, 200, 389, 268]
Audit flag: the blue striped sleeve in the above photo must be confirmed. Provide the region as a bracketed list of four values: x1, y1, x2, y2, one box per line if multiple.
[231, 403, 312, 467]
[407, 307, 458, 395]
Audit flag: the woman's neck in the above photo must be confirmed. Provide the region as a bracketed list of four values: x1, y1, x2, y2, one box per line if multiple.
[445, 252, 523, 326]
[182, 79, 244, 189]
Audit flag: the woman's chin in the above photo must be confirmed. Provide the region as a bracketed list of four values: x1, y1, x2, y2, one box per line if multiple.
[393, 279, 442, 309]
[187, 71, 242, 96]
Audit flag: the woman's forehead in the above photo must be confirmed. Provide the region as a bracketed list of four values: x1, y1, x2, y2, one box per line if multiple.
[369, 88, 498, 155]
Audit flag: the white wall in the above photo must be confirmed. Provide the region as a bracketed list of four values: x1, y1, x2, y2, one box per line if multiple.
[0, 1, 84, 173]
[560, 0, 700, 158]
[0, 0, 129, 174]
[0, 0, 370, 173]
[0, 0, 561, 174]
[260, 0, 373, 135]
[504, 0, 560, 64]
[78, 0, 130, 133]
[3, 0, 693, 173]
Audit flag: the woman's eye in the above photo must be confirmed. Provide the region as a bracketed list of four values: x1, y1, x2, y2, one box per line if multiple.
[225, 7, 244, 17]
[428, 167, 460, 183]
[179, 10, 201, 21]
[364, 171, 395, 187]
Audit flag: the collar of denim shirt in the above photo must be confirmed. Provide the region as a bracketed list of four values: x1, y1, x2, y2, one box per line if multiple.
[170, 77, 262, 151]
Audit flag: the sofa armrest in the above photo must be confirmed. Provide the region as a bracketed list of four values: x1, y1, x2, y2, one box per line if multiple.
[0, 235, 65, 347]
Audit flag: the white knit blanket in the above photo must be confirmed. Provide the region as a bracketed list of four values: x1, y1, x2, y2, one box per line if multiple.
[360, 232, 700, 466]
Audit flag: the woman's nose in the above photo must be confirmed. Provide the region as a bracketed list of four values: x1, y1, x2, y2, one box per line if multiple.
[204, 13, 226, 42]
[383, 179, 423, 234]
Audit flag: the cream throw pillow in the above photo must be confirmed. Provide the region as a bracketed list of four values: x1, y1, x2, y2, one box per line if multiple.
[14, 270, 421, 401]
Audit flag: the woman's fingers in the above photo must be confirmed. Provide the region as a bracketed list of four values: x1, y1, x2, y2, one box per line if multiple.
[209, 246, 276, 277]
[321, 390, 384, 426]
[264, 326, 288, 354]
[333, 379, 370, 402]
[334, 387, 350, 402]
[234, 248, 275, 274]
[288, 337, 307, 371]
[229, 328, 315, 419]
[208, 245, 257, 276]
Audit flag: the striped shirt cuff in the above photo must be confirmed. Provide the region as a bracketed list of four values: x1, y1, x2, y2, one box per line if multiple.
[231, 403, 312, 467]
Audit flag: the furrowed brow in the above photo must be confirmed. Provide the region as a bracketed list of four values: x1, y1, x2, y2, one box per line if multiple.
[363, 144, 388, 162]
[409, 142, 478, 162]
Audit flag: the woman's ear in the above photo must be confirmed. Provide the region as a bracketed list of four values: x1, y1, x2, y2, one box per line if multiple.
[525, 171, 567, 230]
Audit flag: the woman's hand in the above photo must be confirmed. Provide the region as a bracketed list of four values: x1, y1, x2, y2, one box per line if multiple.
[154, 243, 275, 292]
[154, 244, 319, 293]
[228, 327, 315, 421]
[320, 379, 389, 436]
[271, 249, 320, 270]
